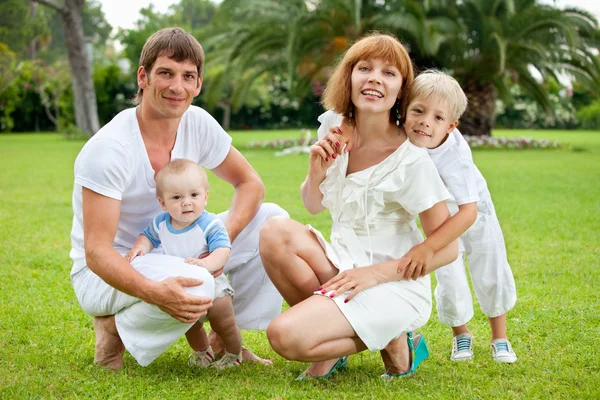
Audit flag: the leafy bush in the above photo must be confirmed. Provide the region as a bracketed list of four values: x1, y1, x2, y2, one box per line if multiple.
[576, 100, 600, 130]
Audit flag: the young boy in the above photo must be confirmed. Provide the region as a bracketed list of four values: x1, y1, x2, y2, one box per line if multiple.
[125, 158, 243, 369]
[324, 70, 517, 363]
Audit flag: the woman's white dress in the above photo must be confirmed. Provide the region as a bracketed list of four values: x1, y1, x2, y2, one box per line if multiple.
[309, 138, 450, 351]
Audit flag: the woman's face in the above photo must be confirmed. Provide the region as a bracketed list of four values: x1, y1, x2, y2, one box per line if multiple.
[350, 58, 403, 116]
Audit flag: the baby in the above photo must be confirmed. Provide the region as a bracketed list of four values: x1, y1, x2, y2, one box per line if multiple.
[125, 158, 242, 369]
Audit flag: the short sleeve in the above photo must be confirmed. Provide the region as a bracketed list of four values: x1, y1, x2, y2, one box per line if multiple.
[74, 138, 133, 200]
[317, 110, 343, 140]
[206, 223, 231, 252]
[176, 107, 233, 170]
[438, 156, 480, 205]
[141, 215, 163, 248]
[396, 156, 451, 216]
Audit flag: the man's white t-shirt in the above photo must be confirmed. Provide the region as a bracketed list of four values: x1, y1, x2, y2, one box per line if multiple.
[69, 106, 232, 276]
[427, 128, 490, 208]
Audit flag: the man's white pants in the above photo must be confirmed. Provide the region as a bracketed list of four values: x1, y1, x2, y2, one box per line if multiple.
[71, 203, 288, 366]
[434, 199, 517, 327]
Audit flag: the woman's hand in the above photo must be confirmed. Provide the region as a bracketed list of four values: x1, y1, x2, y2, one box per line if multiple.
[308, 132, 344, 174]
[319, 266, 388, 302]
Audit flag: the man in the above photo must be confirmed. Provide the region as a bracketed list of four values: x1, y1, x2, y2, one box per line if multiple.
[69, 27, 287, 369]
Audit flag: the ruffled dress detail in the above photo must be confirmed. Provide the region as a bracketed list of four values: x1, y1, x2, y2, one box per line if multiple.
[307, 139, 450, 351]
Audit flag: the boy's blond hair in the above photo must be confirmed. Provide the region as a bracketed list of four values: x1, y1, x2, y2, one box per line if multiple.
[410, 70, 468, 121]
[155, 158, 209, 198]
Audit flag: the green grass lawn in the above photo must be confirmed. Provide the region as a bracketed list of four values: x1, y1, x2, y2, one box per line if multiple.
[0, 129, 599, 399]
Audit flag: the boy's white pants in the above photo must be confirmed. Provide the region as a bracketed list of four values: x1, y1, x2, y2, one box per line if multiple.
[71, 203, 288, 366]
[434, 199, 517, 327]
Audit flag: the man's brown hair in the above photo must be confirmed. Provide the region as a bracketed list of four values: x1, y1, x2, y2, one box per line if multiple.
[134, 27, 205, 105]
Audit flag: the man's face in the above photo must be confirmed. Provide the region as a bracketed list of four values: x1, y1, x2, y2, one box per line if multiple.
[137, 55, 202, 119]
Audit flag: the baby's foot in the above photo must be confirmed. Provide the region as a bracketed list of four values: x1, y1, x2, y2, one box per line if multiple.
[212, 351, 242, 370]
[188, 346, 215, 367]
[93, 316, 125, 371]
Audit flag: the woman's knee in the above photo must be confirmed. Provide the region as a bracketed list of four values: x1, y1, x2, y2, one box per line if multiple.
[266, 315, 305, 360]
[259, 216, 296, 255]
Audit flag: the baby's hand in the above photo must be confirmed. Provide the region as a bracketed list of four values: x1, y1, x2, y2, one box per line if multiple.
[185, 257, 210, 269]
[124, 247, 145, 263]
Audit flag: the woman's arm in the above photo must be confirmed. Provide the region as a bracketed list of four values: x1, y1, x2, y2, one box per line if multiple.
[319, 201, 459, 302]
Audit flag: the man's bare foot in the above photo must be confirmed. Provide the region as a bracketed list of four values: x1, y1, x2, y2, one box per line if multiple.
[299, 357, 342, 378]
[380, 334, 410, 374]
[93, 316, 125, 371]
[241, 346, 273, 366]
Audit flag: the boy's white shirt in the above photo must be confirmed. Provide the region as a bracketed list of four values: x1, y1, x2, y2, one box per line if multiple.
[426, 128, 491, 212]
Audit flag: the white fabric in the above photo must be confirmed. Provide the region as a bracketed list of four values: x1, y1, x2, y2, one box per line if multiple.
[428, 129, 516, 325]
[69, 105, 288, 365]
[71, 203, 287, 366]
[309, 118, 451, 351]
[70, 106, 232, 276]
[143, 210, 230, 255]
[143, 210, 234, 300]
[434, 198, 517, 324]
[71, 253, 215, 366]
[427, 129, 485, 206]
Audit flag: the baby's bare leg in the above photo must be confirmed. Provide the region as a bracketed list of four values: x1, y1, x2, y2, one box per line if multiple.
[185, 321, 209, 352]
[207, 296, 242, 355]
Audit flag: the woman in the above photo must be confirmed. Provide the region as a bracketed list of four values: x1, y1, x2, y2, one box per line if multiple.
[259, 33, 458, 379]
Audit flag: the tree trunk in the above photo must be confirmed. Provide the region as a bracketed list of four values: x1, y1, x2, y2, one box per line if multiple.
[218, 101, 231, 130]
[35, 0, 100, 136]
[459, 79, 496, 136]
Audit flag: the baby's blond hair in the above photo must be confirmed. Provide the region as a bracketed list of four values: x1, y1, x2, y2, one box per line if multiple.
[155, 158, 209, 198]
[410, 70, 468, 121]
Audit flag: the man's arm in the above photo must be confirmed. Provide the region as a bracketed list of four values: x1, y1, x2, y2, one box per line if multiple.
[211, 146, 264, 244]
[82, 188, 212, 322]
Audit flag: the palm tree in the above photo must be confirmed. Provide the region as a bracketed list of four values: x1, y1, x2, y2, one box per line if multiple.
[440, 0, 600, 136]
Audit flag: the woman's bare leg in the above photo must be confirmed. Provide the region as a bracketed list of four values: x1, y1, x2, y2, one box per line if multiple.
[259, 217, 338, 307]
[267, 295, 367, 376]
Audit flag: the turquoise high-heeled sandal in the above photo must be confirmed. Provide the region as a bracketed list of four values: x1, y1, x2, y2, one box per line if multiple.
[382, 332, 429, 380]
[296, 356, 349, 380]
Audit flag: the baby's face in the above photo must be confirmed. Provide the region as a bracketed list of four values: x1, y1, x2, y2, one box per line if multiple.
[158, 168, 209, 229]
[404, 97, 458, 149]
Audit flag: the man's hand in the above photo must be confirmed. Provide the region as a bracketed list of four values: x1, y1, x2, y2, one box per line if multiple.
[396, 242, 435, 280]
[147, 277, 213, 323]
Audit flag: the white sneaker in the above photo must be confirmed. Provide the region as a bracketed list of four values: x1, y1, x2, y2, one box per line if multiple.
[491, 339, 517, 363]
[188, 346, 215, 367]
[212, 351, 242, 370]
[451, 333, 474, 361]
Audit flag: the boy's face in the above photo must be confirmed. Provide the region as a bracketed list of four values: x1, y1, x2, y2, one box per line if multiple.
[404, 97, 458, 149]
[158, 167, 208, 229]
